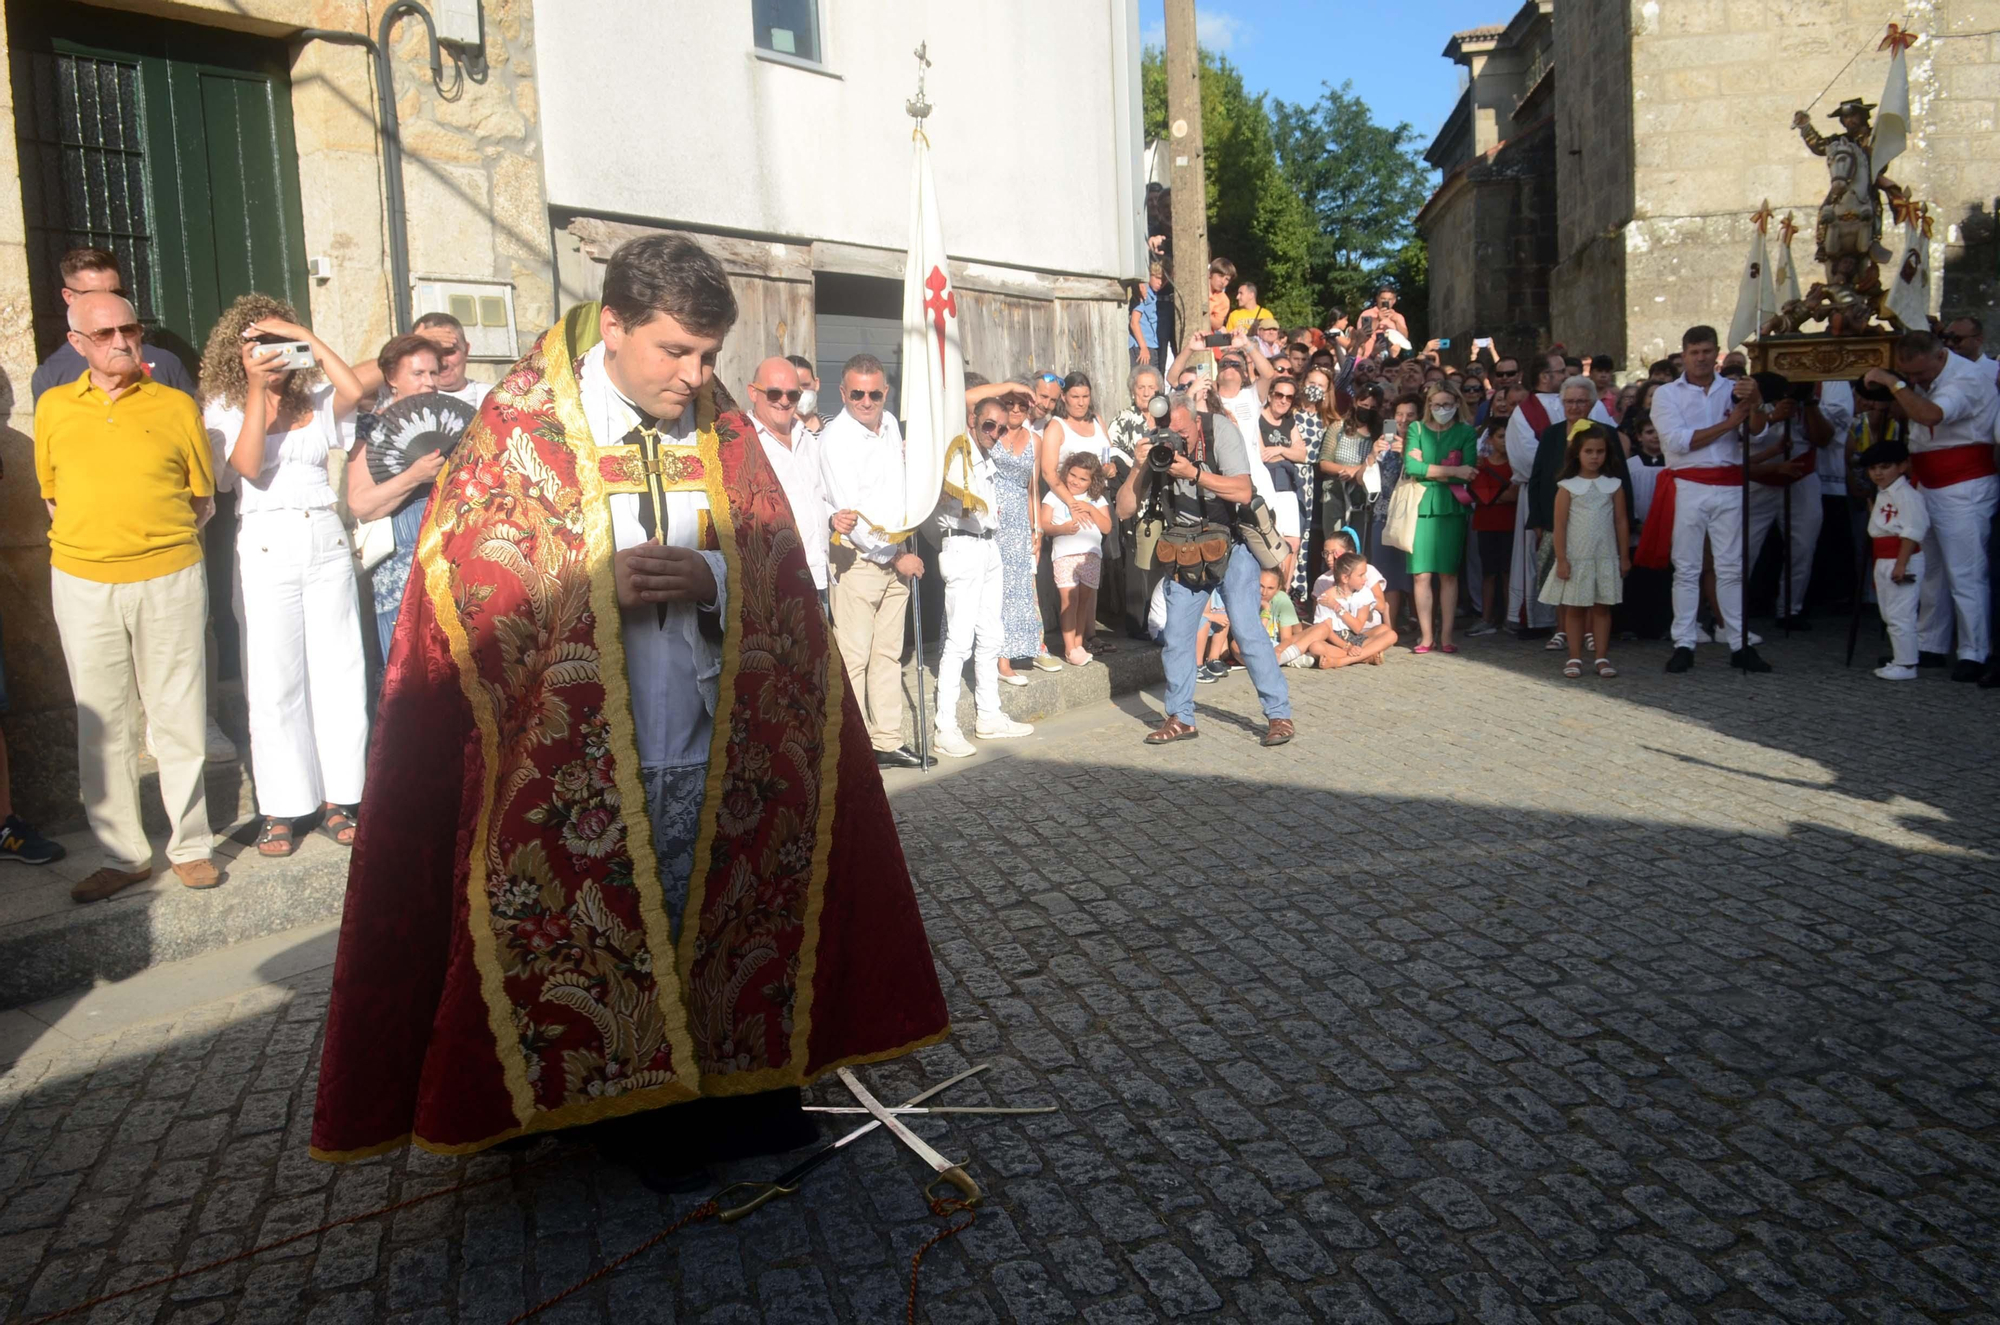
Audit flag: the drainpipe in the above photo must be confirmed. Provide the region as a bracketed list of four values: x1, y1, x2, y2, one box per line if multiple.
[296, 4, 454, 335]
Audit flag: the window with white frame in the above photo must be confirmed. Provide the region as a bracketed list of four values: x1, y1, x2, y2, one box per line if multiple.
[752, 0, 821, 64]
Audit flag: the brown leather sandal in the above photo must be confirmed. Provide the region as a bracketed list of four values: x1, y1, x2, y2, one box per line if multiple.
[1144, 717, 1199, 744]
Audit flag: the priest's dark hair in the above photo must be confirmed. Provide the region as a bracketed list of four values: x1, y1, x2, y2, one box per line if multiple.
[602, 235, 738, 338]
[1681, 324, 1719, 348]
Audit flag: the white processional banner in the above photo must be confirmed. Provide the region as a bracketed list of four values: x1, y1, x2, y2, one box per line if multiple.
[1727, 203, 1778, 350]
[1886, 199, 1932, 333]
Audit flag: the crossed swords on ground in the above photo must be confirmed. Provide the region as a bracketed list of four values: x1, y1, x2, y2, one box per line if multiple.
[713, 1064, 1051, 1221]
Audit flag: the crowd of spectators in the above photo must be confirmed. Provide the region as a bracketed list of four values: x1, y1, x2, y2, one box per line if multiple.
[10, 242, 1998, 886]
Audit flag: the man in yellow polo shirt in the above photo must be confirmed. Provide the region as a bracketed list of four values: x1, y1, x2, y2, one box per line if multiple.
[34, 290, 221, 901]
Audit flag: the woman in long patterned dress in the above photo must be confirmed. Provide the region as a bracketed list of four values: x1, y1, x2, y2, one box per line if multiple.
[990, 393, 1044, 683]
[1292, 367, 1336, 601]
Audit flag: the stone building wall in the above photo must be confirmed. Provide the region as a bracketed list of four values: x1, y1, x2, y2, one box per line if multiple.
[1419, 117, 1560, 366]
[0, 0, 553, 828]
[1548, 2, 1633, 360]
[1610, 0, 2000, 365]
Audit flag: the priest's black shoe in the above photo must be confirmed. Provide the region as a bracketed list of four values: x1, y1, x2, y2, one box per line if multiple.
[1918, 650, 1950, 668]
[875, 746, 924, 769]
[1951, 658, 1983, 683]
[1665, 647, 1694, 673]
[1730, 646, 1773, 673]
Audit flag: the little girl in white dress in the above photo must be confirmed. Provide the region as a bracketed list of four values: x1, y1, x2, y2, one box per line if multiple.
[1540, 422, 1630, 679]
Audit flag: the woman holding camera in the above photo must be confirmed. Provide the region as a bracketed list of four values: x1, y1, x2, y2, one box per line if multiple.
[199, 296, 368, 858]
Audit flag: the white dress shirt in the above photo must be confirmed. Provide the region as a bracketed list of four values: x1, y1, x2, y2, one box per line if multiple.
[1652, 374, 1748, 468]
[751, 413, 832, 590]
[205, 382, 343, 513]
[934, 443, 1000, 536]
[441, 379, 492, 410]
[1815, 381, 1855, 487]
[818, 409, 908, 564]
[578, 343, 729, 768]
[1909, 349, 2000, 454]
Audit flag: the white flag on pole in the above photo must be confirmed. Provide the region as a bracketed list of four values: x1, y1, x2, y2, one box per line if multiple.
[1885, 200, 1931, 332]
[1727, 203, 1778, 349]
[884, 127, 962, 538]
[1872, 24, 1916, 181]
[1773, 214, 1803, 308]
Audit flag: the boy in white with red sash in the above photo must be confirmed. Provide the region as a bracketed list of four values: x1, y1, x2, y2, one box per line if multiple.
[1639, 324, 1771, 673]
[1858, 434, 1930, 681]
[1861, 330, 2000, 683]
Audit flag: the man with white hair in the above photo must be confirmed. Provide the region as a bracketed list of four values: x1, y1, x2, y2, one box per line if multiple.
[745, 356, 841, 606]
[34, 290, 220, 900]
[1507, 351, 1615, 636]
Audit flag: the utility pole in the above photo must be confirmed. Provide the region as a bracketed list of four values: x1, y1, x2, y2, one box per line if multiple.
[1163, 0, 1208, 330]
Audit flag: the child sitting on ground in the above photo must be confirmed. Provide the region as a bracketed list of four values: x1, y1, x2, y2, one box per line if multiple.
[1278, 551, 1398, 667]
[1236, 567, 1305, 668]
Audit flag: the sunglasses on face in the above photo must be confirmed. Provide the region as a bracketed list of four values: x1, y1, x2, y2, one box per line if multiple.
[978, 420, 1003, 435]
[754, 386, 801, 405]
[1493, 369, 1520, 378]
[77, 322, 143, 346]
[1271, 392, 1296, 403]
[847, 388, 885, 403]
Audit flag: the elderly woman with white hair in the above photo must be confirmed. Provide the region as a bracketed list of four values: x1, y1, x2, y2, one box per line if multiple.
[1526, 376, 1633, 648]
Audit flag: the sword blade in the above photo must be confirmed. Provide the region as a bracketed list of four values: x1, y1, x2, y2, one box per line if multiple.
[837, 1067, 976, 1193]
[768, 1063, 987, 1189]
[802, 1105, 1056, 1116]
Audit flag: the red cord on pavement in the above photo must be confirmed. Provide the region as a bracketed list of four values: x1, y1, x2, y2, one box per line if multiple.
[906, 1196, 978, 1324]
[506, 1199, 719, 1323]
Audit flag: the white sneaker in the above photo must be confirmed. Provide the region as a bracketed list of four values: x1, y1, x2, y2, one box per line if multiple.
[1031, 651, 1063, 672]
[975, 714, 1034, 739]
[933, 727, 977, 758]
[1747, 631, 1764, 647]
[1873, 664, 1918, 681]
[1275, 643, 1302, 666]
[998, 672, 1030, 688]
[1284, 654, 1317, 668]
[205, 718, 239, 764]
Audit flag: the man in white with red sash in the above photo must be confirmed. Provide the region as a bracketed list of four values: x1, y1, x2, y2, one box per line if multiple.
[1506, 350, 1614, 634]
[1640, 324, 1771, 673]
[1862, 330, 2000, 683]
[1744, 378, 1841, 630]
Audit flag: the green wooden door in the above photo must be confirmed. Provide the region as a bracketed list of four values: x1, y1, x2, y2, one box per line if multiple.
[9, 3, 310, 373]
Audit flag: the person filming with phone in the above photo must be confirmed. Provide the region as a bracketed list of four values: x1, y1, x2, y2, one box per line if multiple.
[200, 296, 371, 861]
[1116, 380, 1292, 748]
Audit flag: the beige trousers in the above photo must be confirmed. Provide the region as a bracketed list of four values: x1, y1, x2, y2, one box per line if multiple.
[51, 562, 213, 870]
[829, 555, 910, 752]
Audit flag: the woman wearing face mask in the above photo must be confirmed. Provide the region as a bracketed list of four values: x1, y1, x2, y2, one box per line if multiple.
[1293, 368, 1338, 599]
[1402, 384, 1479, 653]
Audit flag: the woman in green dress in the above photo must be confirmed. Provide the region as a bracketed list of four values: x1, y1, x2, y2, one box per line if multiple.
[1402, 382, 1478, 653]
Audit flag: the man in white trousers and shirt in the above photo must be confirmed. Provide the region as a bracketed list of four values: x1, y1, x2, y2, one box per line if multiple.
[1862, 331, 2000, 682]
[744, 357, 839, 610]
[1744, 381, 1843, 628]
[1506, 351, 1615, 632]
[930, 399, 1033, 758]
[820, 354, 926, 769]
[1650, 324, 1770, 673]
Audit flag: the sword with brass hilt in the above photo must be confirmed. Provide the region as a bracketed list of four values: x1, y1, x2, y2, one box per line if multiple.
[837, 1067, 981, 1208]
[712, 1064, 988, 1223]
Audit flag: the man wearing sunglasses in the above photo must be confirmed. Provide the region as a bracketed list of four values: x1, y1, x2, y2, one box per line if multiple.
[820, 354, 927, 768]
[34, 291, 220, 900]
[30, 247, 195, 405]
[1942, 317, 1996, 384]
[746, 357, 842, 605]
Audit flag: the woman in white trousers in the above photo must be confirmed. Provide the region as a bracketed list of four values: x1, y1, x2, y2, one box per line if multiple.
[200, 296, 368, 857]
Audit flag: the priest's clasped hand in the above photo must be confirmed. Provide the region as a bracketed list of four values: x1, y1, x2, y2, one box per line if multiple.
[615, 542, 717, 610]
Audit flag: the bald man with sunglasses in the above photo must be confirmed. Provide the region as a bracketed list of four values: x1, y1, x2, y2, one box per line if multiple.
[746, 356, 843, 605]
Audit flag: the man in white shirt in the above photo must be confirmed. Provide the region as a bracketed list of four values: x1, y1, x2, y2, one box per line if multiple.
[1862, 330, 2000, 681]
[1648, 324, 1769, 671]
[929, 398, 1033, 757]
[1744, 378, 1837, 629]
[412, 312, 492, 409]
[1942, 316, 1997, 389]
[820, 354, 926, 768]
[745, 356, 840, 605]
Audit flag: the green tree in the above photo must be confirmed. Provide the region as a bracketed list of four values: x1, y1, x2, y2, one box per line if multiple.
[1270, 81, 1433, 328]
[1142, 47, 1316, 328]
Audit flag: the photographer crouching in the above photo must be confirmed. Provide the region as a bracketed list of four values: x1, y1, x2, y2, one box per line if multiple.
[1120, 381, 1294, 747]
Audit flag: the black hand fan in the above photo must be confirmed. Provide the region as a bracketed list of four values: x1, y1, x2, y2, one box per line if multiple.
[363, 392, 477, 485]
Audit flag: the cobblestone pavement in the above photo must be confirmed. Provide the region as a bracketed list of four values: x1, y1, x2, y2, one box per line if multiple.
[3, 628, 1997, 1324]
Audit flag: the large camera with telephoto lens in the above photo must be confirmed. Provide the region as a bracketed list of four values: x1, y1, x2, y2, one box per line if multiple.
[1144, 393, 1180, 474]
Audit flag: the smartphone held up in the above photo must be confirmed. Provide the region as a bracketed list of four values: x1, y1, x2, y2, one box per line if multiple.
[244, 329, 316, 373]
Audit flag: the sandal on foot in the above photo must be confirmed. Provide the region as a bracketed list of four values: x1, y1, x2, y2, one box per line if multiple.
[1594, 658, 1617, 678]
[1439, 643, 1459, 655]
[256, 817, 296, 858]
[1562, 658, 1583, 679]
[1412, 644, 1433, 655]
[317, 804, 359, 847]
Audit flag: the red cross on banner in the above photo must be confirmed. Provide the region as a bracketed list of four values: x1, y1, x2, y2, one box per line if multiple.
[923, 265, 956, 373]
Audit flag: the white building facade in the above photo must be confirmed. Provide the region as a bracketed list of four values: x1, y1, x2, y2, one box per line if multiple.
[534, 0, 1149, 399]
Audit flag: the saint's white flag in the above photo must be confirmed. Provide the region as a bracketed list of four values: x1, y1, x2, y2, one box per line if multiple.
[1727, 204, 1778, 349]
[1885, 201, 1931, 332]
[1773, 214, 1803, 307]
[889, 127, 963, 535]
[1872, 24, 1915, 181]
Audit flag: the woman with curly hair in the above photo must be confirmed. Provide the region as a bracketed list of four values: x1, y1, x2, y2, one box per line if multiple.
[200, 295, 368, 858]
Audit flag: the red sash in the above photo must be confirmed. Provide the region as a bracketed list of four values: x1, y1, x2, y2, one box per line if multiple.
[1633, 466, 1743, 569]
[1516, 394, 1552, 439]
[1910, 444, 1998, 489]
[1872, 535, 1911, 560]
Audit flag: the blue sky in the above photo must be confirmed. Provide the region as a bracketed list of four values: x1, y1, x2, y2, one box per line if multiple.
[1136, 0, 1508, 159]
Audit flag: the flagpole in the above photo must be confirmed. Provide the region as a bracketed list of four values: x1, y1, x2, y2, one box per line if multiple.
[907, 43, 934, 772]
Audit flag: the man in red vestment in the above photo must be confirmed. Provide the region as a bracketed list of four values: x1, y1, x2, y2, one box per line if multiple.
[311, 236, 948, 1181]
